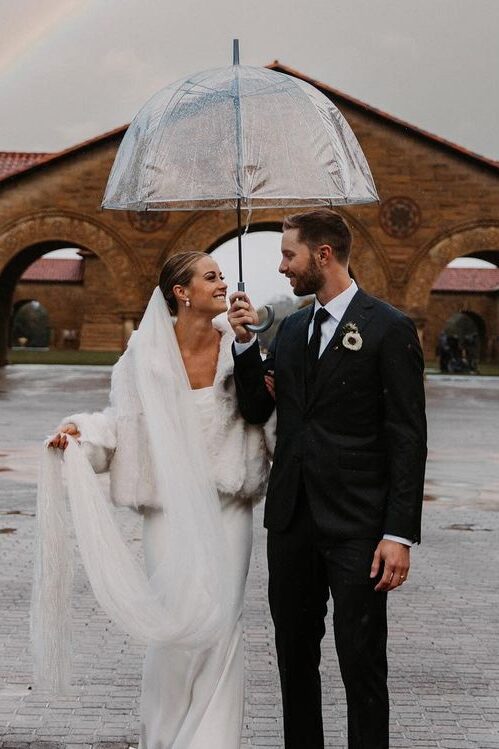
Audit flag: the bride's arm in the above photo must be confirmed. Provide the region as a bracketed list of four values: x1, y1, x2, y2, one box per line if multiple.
[51, 407, 117, 473]
[48, 352, 133, 472]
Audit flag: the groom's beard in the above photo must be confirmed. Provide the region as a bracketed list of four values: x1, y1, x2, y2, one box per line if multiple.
[292, 255, 325, 297]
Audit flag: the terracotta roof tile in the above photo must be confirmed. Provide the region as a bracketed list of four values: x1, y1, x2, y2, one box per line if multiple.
[0, 152, 52, 179]
[432, 268, 499, 293]
[20, 258, 84, 283]
[0, 126, 127, 184]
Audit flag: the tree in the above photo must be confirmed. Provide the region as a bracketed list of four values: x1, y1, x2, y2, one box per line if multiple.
[11, 301, 50, 348]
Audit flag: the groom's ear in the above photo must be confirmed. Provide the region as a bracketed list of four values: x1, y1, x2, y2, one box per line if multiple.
[317, 244, 334, 265]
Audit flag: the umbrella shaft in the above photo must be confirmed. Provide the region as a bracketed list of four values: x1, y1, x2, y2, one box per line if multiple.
[233, 40, 244, 286]
[237, 199, 243, 285]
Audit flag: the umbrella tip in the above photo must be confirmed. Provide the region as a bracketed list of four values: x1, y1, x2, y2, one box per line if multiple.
[232, 39, 240, 65]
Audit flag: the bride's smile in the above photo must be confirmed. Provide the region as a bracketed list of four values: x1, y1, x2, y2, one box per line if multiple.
[173, 255, 228, 316]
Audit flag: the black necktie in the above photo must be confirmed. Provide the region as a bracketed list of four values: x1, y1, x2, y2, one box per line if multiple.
[308, 307, 330, 372]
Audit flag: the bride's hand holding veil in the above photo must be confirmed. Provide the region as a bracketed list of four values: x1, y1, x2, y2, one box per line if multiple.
[48, 423, 80, 450]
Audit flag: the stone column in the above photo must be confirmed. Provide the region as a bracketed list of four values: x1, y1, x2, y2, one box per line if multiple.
[493, 296, 499, 363]
[121, 313, 140, 350]
[0, 282, 14, 367]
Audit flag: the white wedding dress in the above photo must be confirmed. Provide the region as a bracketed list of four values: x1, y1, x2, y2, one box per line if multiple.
[139, 386, 253, 749]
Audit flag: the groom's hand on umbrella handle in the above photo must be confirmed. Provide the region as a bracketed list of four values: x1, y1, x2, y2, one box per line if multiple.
[228, 292, 259, 343]
[370, 539, 410, 592]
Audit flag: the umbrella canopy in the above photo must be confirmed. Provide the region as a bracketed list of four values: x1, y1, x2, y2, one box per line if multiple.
[102, 63, 378, 212]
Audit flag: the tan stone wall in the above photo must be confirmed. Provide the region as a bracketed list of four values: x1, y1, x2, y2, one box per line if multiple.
[78, 254, 123, 350]
[338, 108, 499, 317]
[1, 100, 498, 363]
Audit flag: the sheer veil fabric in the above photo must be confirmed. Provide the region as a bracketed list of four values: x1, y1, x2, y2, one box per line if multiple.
[31, 288, 230, 693]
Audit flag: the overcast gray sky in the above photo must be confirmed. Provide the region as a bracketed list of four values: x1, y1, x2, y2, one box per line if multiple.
[0, 0, 498, 159]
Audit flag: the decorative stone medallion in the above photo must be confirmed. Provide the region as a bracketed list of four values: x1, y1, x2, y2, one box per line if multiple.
[379, 196, 421, 239]
[128, 211, 168, 233]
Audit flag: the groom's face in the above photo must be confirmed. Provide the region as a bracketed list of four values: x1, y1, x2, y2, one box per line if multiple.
[279, 229, 324, 296]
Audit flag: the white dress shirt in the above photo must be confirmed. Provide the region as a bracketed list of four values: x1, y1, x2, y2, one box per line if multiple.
[234, 280, 412, 547]
[309, 279, 359, 354]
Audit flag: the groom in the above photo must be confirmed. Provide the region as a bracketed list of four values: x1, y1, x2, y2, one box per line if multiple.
[228, 209, 427, 749]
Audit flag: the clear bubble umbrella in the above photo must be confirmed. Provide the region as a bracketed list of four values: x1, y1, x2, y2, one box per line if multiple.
[102, 41, 378, 331]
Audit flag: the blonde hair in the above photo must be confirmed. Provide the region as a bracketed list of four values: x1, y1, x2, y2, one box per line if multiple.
[159, 251, 206, 314]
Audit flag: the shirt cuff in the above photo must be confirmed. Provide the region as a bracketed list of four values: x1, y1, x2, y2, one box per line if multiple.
[233, 336, 257, 355]
[383, 534, 412, 547]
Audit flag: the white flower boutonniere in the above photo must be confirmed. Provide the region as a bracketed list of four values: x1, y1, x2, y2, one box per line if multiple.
[341, 321, 363, 351]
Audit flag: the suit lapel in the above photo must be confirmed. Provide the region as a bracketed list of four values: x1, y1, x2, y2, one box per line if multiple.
[309, 289, 374, 402]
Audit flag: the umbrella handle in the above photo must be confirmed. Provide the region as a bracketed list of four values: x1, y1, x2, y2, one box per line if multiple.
[246, 305, 275, 334]
[237, 282, 275, 333]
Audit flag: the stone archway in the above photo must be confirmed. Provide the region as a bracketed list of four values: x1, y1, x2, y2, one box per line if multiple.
[0, 210, 147, 365]
[404, 221, 499, 317]
[0, 210, 146, 306]
[159, 208, 390, 298]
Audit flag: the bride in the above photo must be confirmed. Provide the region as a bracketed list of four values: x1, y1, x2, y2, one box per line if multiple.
[39, 251, 273, 749]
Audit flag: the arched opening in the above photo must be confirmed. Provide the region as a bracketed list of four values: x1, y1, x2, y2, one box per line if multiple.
[10, 300, 51, 349]
[426, 247, 499, 368]
[9, 246, 84, 352]
[209, 225, 362, 351]
[210, 229, 288, 308]
[210, 229, 288, 351]
[162, 208, 387, 302]
[0, 211, 146, 366]
[1, 240, 88, 361]
[0, 241, 57, 365]
[436, 311, 486, 373]
[207, 222, 359, 297]
[406, 224, 499, 368]
[1, 240, 121, 365]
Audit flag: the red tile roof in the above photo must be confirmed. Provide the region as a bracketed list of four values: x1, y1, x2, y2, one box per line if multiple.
[432, 268, 499, 293]
[20, 258, 84, 283]
[0, 126, 127, 184]
[0, 151, 52, 180]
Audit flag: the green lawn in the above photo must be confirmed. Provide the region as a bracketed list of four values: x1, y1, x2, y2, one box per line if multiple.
[8, 350, 121, 366]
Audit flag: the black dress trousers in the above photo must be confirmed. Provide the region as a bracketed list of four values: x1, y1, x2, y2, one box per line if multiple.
[267, 486, 389, 749]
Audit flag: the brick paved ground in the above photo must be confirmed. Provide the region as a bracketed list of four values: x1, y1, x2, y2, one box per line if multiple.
[1, 366, 498, 748]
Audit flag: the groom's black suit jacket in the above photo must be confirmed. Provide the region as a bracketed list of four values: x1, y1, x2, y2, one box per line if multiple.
[233, 289, 427, 543]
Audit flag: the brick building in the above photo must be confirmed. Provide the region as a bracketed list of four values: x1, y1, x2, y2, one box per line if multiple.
[12, 257, 84, 349]
[1, 62, 498, 365]
[427, 267, 499, 363]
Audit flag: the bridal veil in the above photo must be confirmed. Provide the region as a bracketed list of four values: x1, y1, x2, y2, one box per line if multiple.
[31, 288, 229, 692]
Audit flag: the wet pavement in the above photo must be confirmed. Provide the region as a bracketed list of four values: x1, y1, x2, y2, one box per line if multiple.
[1, 366, 498, 748]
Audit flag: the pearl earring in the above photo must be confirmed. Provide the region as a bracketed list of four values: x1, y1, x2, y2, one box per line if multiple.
[185, 299, 191, 308]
